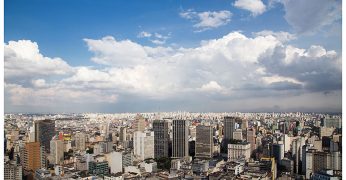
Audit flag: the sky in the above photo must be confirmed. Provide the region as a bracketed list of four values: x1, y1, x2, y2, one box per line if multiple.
[4, 0, 342, 113]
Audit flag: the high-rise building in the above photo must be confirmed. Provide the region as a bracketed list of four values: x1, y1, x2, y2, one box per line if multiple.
[172, 119, 189, 158]
[133, 131, 154, 160]
[4, 162, 22, 180]
[272, 144, 284, 164]
[233, 129, 243, 141]
[153, 120, 169, 158]
[34, 120, 55, 153]
[22, 142, 42, 172]
[195, 125, 213, 159]
[50, 139, 64, 165]
[246, 128, 256, 152]
[223, 117, 237, 142]
[133, 114, 146, 132]
[74, 132, 86, 151]
[119, 127, 127, 142]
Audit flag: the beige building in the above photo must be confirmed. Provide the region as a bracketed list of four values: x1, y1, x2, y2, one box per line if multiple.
[228, 142, 251, 162]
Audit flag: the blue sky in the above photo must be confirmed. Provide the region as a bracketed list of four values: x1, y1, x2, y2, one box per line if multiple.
[4, 0, 342, 113]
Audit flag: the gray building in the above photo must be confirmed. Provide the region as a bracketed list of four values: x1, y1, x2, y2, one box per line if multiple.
[195, 125, 213, 159]
[172, 119, 188, 158]
[153, 120, 169, 158]
[223, 117, 237, 142]
[34, 120, 55, 153]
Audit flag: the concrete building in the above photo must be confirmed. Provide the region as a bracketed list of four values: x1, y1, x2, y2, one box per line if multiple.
[34, 120, 55, 153]
[153, 120, 169, 158]
[74, 132, 86, 151]
[22, 142, 42, 172]
[119, 127, 127, 142]
[172, 119, 189, 158]
[133, 131, 154, 160]
[89, 161, 109, 176]
[50, 139, 64, 165]
[4, 162, 22, 180]
[223, 117, 237, 142]
[272, 144, 284, 164]
[105, 151, 123, 174]
[246, 128, 256, 153]
[233, 129, 243, 141]
[133, 114, 146, 132]
[122, 151, 133, 168]
[195, 125, 213, 159]
[305, 150, 342, 179]
[227, 142, 251, 162]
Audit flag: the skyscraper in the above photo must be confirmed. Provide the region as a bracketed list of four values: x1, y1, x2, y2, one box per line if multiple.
[133, 131, 154, 160]
[153, 120, 169, 158]
[22, 142, 42, 172]
[247, 128, 256, 152]
[34, 120, 55, 153]
[119, 127, 127, 142]
[50, 139, 64, 165]
[133, 114, 146, 132]
[195, 125, 213, 159]
[223, 117, 237, 142]
[74, 132, 86, 151]
[172, 119, 188, 158]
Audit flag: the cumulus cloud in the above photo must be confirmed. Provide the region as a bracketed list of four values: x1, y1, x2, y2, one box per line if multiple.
[280, 0, 341, 34]
[5, 40, 73, 79]
[234, 0, 266, 16]
[259, 44, 341, 92]
[4, 31, 342, 112]
[180, 9, 232, 31]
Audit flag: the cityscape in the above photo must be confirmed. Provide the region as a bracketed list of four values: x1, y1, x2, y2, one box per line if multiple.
[4, 112, 342, 179]
[4, 0, 343, 180]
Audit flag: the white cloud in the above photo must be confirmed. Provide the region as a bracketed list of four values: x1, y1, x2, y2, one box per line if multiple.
[5, 40, 72, 79]
[200, 81, 224, 92]
[137, 31, 152, 38]
[254, 30, 296, 42]
[5, 31, 341, 112]
[234, 0, 266, 16]
[180, 10, 232, 31]
[280, 0, 341, 34]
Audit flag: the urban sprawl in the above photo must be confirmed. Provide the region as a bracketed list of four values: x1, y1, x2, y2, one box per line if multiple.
[4, 112, 342, 179]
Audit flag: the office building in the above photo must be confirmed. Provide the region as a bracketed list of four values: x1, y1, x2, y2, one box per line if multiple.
[74, 132, 86, 151]
[133, 114, 146, 132]
[22, 142, 42, 172]
[228, 142, 251, 162]
[34, 120, 55, 153]
[133, 131, 154, 160]
[247, 128, 256, 152]
[153, 120, 169, 158]
[119, 127, 127, 142]
[89, 161, 109, 176]
[224, 117, 239, 142]
[172, 119, 189, 158]
[50, 139, 64, 165]
[4, 162, 22, 180]
[195, 125, 213, 158]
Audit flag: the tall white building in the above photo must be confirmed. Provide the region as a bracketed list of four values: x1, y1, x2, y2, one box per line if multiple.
[105, 151, 123, 174]
[133, 131, 154, 160]
[50, 139, 64, 165]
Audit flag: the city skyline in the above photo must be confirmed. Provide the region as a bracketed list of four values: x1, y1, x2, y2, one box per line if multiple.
[5, 0, 342, 113]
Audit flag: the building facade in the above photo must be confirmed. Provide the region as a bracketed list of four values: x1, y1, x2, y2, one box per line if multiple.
[172, 119, 189, 158]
